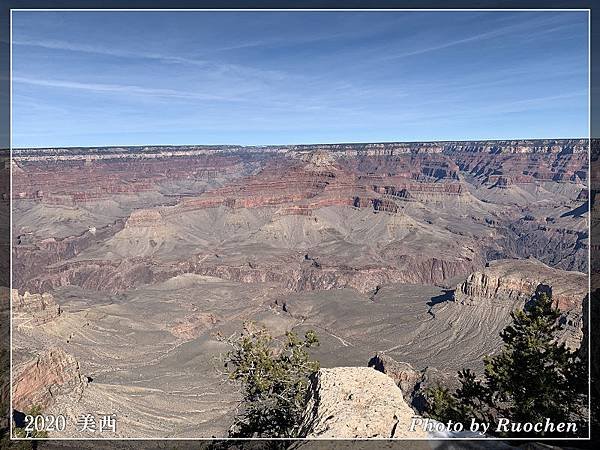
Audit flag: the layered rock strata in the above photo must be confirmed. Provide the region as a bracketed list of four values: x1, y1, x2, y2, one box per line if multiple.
[455, 258, 586, 310]
[454, 258, 587, 348]
[12, 348, 88, 411]
[12, 289, 61, 325]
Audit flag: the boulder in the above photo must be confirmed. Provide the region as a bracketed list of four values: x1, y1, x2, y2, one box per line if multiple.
[300, 367, 427, 438]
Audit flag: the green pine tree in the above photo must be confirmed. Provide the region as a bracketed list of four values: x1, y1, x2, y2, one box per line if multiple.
[221, 322, 320, 438]
[427, 291, 588, 437]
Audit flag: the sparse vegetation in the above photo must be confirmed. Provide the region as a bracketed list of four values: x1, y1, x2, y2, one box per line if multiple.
[0, 404, 48, 450]
[12, 405, 49, 440]
[221, 322, 320, 438]
[426, 292, 588, 437]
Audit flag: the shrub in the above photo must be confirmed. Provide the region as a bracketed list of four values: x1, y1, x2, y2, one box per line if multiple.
[221, 322, 319, 438]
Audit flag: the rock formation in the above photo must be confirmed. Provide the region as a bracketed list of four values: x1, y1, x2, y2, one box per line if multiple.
[454, 258, 587, 348]
[368, 353, 458, 413]
[124, 209, 165, 228]
[12, 348, 87, 411]
[12, 289, 61, 326]
[300, 367, 427, 438]
[455, 258, 586, 310]
[12, 140, 588, 294]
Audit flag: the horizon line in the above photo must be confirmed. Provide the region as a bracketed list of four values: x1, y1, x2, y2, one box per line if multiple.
[9, 136, 589, 151]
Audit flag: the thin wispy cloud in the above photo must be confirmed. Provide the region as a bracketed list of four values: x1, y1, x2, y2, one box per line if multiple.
[11, 11, 589, 147]
[13, 76, 244, 102]
[382, 13, 583, 60]
[13, 38, 287, 82]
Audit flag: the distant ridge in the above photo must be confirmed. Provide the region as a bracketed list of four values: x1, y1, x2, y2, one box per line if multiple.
[12, 138, 589, 161]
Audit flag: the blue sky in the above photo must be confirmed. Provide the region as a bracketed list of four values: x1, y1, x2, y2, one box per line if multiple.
[11, 10, 589, 148]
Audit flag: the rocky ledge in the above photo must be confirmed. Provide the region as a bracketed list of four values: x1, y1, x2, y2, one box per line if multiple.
[12, 347, 88, 411]
[300, 367, 427, 438]
[368, 353, 458, 414]
[12, 289, 62, 326]
[454, 258, 586, 311]
[454, 258, 587, 348]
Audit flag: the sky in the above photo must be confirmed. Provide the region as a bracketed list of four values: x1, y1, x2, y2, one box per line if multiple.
[11, 10, 589, 148]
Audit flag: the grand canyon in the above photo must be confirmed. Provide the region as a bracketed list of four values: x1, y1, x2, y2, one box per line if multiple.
[10, 139, 589, 438]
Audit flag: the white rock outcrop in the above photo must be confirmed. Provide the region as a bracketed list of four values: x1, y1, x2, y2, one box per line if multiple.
[300, 367, 427, 438]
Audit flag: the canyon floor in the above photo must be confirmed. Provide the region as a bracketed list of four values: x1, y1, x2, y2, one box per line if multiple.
[10, 139, 589, 438]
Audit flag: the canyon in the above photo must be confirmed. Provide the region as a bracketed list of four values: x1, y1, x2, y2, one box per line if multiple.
[10, 139, 589, 438]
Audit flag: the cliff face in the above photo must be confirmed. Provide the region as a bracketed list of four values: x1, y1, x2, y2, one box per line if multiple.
[11, 290, 87, 412]
[499, 218, 588, 273]
[455, 258, 586, 310]
[368, 353, 458, 414]
[300, 367, 427, 438]
[12, 289, 62, 326]
[13, 139, 587, 289]
[12, 140, 587, 294]
[454, 258, 587, 348]
[17, 250, 480, 296]
[14, 138, 588, 159]
[12, 138, 588, 200]
[12, 219, 125, 290]
[12, 348, 87, 411]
